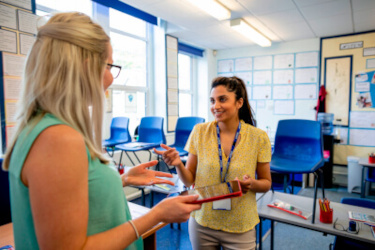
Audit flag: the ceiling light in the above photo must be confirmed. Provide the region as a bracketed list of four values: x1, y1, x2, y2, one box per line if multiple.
[230, 19, 271, 47]
[186, 0, 231, 21]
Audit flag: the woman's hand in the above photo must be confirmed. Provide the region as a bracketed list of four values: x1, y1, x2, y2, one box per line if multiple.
[122, 160, 175, 187]
[236, 175, 253, 194]
[153, 144, 183, 167]
[151, 195, 202, 223]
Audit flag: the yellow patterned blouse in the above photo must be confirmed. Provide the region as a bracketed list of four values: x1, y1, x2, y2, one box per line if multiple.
[185, 120, 271, 233]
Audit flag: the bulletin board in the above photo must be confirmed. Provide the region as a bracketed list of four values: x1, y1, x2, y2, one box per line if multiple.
[320, 30, 375, 164]
[0, 0, 36, 153]
[165, 35, 179, 132]
[217, 51, 319, 141]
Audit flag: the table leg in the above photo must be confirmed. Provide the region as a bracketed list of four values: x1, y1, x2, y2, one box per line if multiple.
[271, 220, 274, 250]
[141, 189, 145, 206]
[361, 166, 365, 198]
[151, 191, 154, 207]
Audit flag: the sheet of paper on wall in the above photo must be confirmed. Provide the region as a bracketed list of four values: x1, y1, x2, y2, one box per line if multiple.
[18, 10, 37, 34]
[349, 129, 375, 147]
[235, 57, 252, 71]
[0, 3, 17, 29]
[250, 100, 257, 111]
[0, 29, 17, 53]
[356, 92, 372, 108]
[235, 71, 252, 85]
[257, 100, 266, 109]
[246, 86, 252, 100]
[6, 125, 15, 147]
[295, 84, 317, 99]
[273, 85, 293, 99]
[218, 59, 234, 73]
[167, 63, 177, 77]
[274, 100, 294, 115]
[167, 90, 178, 103]
[253, 86, 271, 100]
[5, 101, 17, 124]
[295, 68, 317, 83]
[3, 53, 26, 77]
[274, 54, 294, 69]
[367, 58, 375, 69]
[336, 127, 348, 144]
[4, 78, 22, 100]
[254, 56, 272, 70]
[1, 0, 32, 10]
[168, 77, 177, 89]
[253, 71, 272, 85]
[273, 70, 293, 84]
[167, 49, 178, 64]
[20, 33, 36, 55]
[295, 52, 318, 67]
[218, 72, 234, 77]
[350, 111, 375, 128]
[168, 104, 178, 116]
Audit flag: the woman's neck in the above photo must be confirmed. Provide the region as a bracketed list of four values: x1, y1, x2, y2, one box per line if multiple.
[218, 117, 240, 134]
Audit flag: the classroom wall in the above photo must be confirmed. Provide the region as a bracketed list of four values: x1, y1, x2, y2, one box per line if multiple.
[214, 38, 320, 140]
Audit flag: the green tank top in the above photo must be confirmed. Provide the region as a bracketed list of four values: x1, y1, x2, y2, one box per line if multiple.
[8, 113, 143, 250]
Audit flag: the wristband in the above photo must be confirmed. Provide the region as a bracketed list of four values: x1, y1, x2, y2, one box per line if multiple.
[128, 220, 140, 239]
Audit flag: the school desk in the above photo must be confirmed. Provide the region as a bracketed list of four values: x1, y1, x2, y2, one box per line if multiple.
[0, 202, 166, 250]
[256, 191, 375, 250]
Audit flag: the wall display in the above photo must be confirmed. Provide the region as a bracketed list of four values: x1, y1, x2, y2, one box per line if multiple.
[340, 41, 363, 50]
[363, 47, 375, 57]
[0, 29, 17, 53]
[274, 100, 294, 115]
[246, 86, 252, 99]
[349, 129, 375, 147]
[3, 53, 26, 77]
[294, 84, 317, 99]
[218, 59, 234, 72]
[366, 58, 375, 69]
[234, 71, 252, 85]
[18, 10, 37, 34]
[253, 70, 272, 85]
[273, 54, 294, 69]
[253, 86, 271, 100]
[19, 33, 35, 55]
[4, 78, 22, 100]
[0, 3, 17, 29]
[350, 111, 375, 128]
[235, 57, 252, 71]
[354, 70, 375, 108]
[296, 52, 318, 67]
[1, 0, 32, 10]
[254, 55, 272, 70]
[273, 70, 293, 84]
[295, 68, 317, 83]
[273, 85, 293, 99]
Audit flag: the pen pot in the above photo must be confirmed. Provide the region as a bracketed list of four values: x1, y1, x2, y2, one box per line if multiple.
[319, 208, 333, 223]
[369, 156, 375, 164]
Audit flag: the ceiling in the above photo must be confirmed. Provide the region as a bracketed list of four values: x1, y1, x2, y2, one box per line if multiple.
[120, 0, 375, 50]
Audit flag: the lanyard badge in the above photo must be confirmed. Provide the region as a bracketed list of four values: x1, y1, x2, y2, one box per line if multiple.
[216, 122, 241, 183]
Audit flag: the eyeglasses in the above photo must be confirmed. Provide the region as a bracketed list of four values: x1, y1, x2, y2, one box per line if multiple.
[333, 218, 359, 234]
[106, 63, 122, 79]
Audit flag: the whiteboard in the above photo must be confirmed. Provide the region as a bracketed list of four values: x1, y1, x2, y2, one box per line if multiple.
[325, 57, 351, 126]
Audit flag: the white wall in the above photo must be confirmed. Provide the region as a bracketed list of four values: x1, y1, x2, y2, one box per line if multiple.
[213, 38, 321, 140]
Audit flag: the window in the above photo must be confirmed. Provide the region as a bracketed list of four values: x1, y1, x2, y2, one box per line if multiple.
[178, 53, 193, 117]
[109, 9, 150, 135]
[36, 0, 92, 16]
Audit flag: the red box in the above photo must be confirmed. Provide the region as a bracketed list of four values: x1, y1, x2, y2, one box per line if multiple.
[369, 156, 375, 164]
[320, 209, 333, 223]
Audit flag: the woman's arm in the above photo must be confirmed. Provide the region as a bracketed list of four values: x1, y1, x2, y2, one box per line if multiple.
[238, 162, 272, 193]
[154, 145, 197, 187]
[22, 125, 200, 250]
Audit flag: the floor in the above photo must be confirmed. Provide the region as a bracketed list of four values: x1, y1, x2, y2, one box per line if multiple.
[129, 184, 375, 250]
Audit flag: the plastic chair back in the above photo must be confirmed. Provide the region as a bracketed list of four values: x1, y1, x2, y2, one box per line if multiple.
[341, 197, 375, 209]
[0, 158, 11, 225]
[273, 119, 323, 163]
[138, 116, 166, 144]
[109, 117, 131, 143]
[173, 117, 205, 148]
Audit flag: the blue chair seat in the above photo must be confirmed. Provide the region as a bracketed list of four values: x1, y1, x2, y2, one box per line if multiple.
[270, 157, 324, 174]
[103, 138, 131, 148]
[115, 142, 159, 152]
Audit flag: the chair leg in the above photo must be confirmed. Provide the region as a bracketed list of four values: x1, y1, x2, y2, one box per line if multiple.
[291, 174, 295, 194]
[319, 168, 325, 199]
[132, 151, 142, 165]
[125, 151, 136, 166]
[283, 174, 288, 193]
[312, 172, 319, 224]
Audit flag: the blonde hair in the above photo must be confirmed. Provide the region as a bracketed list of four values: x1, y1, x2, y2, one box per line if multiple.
[3, 12, 110, 170]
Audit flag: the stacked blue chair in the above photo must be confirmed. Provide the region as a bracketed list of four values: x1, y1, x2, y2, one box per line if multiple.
[332, 198, 375, 249]
[364, 168, 375, 197]
[115, 116, 166, 166]
[154, 116, 205, 172]
[270, 119, 325, 223]
[102, 117, 131, 157]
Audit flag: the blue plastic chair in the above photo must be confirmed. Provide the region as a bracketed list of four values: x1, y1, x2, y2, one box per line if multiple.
[270, 119, 325, 223]
[331, 198, 375, 250]
[115, 116, 166, 166]
[154, 117, 205, 172]
[365, 168, 375, 196]
[102, 117, 131, 157]
[0, 158, 11, 225]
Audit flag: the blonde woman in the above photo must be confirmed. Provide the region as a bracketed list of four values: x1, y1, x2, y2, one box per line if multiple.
[4, 12, 200, 249]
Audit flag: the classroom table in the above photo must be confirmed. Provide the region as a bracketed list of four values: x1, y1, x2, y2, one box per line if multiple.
[0, 202, 166, 250]
[257, 191, 375, 250]
[359, 157, 375, 198]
